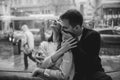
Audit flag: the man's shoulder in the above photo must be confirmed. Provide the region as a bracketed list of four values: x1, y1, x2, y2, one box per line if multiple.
[83, 28, 100, 39]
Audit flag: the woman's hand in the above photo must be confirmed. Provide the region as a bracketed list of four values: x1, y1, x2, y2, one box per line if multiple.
[60, 37, 77, 53]
[50, 37, 77, 64]
[31, 68, 45, 77]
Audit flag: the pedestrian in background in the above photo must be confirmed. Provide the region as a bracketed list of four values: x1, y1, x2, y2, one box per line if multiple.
[21, 24, 36, 70]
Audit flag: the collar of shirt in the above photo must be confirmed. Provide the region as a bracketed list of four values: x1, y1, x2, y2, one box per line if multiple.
[78, 34, 82, 41]
[77, 27, 84, 41]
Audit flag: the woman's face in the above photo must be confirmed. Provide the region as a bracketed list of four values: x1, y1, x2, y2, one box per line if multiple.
[52, 27, 59, 42]
[50, 22, 61, 42]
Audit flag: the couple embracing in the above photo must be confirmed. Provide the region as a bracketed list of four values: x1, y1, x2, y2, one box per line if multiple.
[32, 9, 112, 80]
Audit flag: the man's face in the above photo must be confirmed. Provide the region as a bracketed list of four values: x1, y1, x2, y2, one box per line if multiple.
[62, 30, 73, 41]
[60, 19, 77, 41]
[61, 19, 83, 37]
[61, 19, 74, 34]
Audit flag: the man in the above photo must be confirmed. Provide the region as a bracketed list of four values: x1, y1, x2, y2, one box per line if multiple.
[21, 24, 36, 70]
[59, 9, 112, 80]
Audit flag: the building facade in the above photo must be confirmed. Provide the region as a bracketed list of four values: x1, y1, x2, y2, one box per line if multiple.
[0, 0, 12, 32]
[74, 0, 97, 22]
[75, 0, 120, 28]
[10, 0, 54, 16]
[101, 0, 120, 27]
[10, 0, 74, 16]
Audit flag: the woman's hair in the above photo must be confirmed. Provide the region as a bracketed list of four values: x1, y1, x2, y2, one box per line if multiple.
[47, 32, 53, 42]
[48, 23, 62, 49]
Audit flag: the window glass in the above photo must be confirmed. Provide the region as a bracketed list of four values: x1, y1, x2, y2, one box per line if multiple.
[0, 0, 120, 79]
[0, 16, 55, 72]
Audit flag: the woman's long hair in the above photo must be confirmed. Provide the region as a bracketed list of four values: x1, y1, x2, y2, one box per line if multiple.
[48, 23, 62, 50]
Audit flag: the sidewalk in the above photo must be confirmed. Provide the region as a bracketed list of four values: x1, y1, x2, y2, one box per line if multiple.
[101, 55, 120, 80]
[107, 71, 120, 80]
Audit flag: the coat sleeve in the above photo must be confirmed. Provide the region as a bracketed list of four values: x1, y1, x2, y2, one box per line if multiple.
[39, 42, 57, 68]
[40, 56, 54, 69]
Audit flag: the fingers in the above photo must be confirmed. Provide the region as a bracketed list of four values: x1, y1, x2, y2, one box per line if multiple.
[69, 38, 76, 43]
[62, 37, 75, 44]
[67, 41, 77, 50]
[61, 41, 77, 51]
[70, 45, 77, 49]
[61, 37, 77, 47]
[70, 41, 77, 46]
[66, 37, 74, 42]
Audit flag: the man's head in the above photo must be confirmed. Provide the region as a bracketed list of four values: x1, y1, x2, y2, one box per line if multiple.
[60, 9, 83, 37]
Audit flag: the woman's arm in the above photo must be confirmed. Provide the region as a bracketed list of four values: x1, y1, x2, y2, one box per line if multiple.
[43, 51, 73, 79]
[50, 37, 77, 63]
[40, 37, 77, 68]
[32, 51, 74, 80]
[40, 48, 64, 69]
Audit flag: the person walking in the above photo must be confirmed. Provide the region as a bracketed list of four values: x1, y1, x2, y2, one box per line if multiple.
[21, 24, 36, 70]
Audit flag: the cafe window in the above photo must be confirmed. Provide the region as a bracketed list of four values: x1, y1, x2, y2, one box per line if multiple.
[103, 8, 120, 26]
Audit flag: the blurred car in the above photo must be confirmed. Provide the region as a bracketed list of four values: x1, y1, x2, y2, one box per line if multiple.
[94, 28, 120, 45]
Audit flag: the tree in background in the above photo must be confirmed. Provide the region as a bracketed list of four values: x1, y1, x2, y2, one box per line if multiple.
[88, 0, 102, 28]
[51, 0, 75, 15]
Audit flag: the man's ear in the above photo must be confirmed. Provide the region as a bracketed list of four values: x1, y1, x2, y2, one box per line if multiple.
[74, 25, 80, 30]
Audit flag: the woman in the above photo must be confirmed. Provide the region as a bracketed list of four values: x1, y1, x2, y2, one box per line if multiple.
[34, 22, 62, 66]
[32, 21, 77, 80]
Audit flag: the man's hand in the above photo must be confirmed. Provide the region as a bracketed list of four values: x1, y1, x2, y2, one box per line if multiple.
[31, 68, 45, 77]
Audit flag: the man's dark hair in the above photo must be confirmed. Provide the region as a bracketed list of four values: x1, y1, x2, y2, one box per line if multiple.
[60, 9, 83, 27]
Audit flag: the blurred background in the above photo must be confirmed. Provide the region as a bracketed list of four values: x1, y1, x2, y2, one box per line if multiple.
[0, 0, 120, 80]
